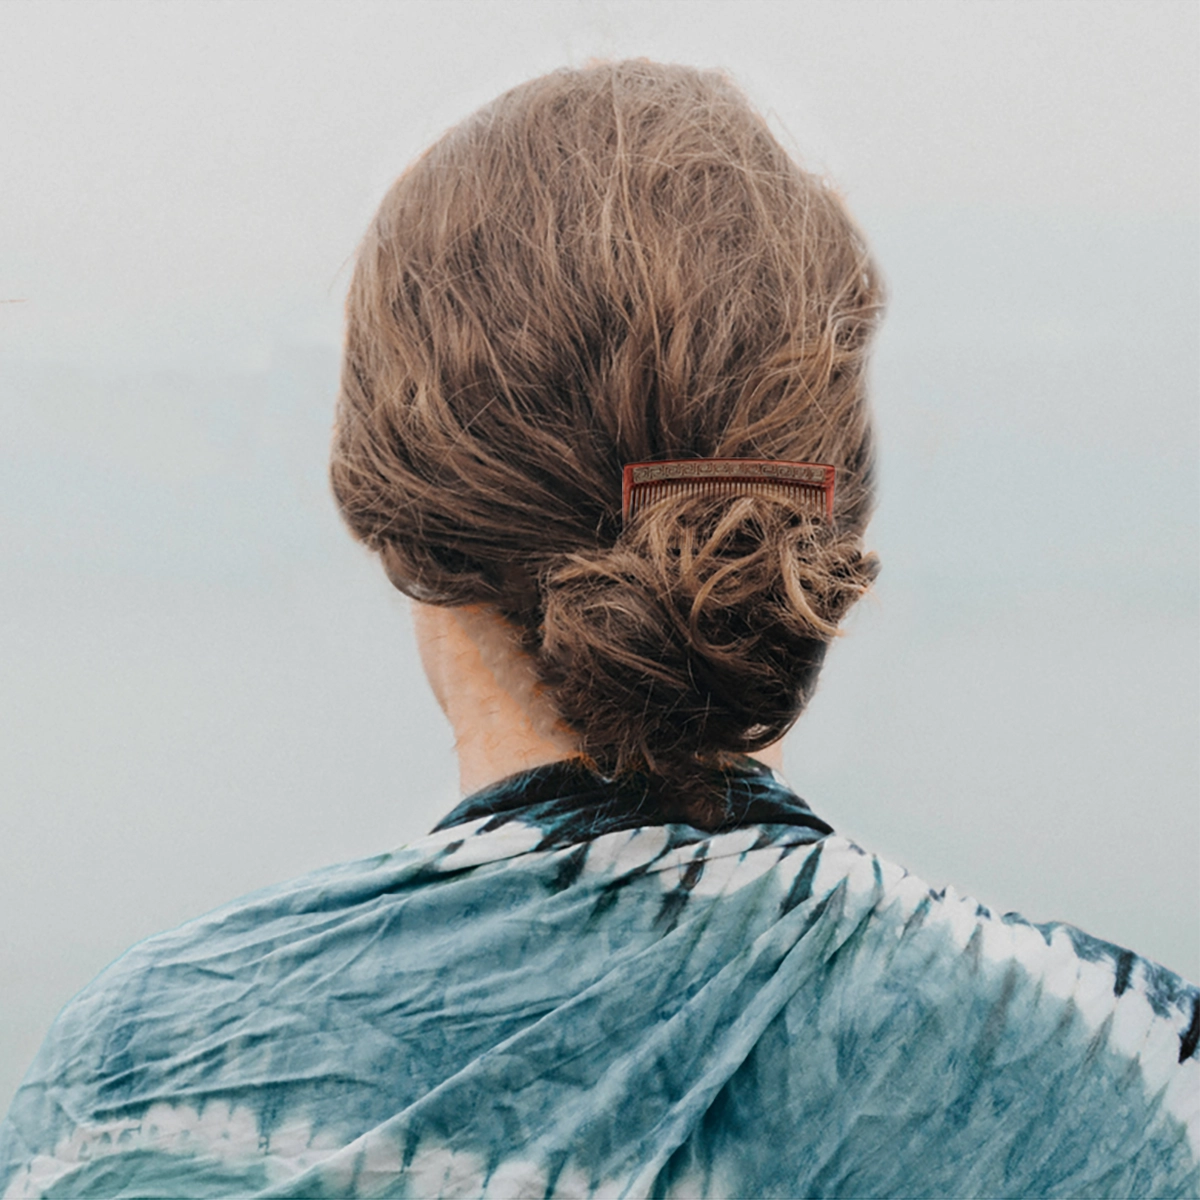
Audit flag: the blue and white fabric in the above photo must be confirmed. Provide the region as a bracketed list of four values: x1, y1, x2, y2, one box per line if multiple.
[2, 761, 1197, 1198]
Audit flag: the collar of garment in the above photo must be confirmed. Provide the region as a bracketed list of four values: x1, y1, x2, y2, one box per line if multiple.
[433, 756, 833, 850]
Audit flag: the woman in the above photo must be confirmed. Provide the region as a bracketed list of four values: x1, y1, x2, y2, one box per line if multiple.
[1, 60, 1196, 1200]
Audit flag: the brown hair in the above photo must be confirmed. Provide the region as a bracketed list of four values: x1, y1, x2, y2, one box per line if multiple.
[332, 60, 883, 810]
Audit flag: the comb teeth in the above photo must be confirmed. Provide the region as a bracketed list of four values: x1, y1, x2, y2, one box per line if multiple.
[622, 459, 835, 523]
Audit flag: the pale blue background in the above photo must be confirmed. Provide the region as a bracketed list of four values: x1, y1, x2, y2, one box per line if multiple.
[1, 0, 1196, 1116]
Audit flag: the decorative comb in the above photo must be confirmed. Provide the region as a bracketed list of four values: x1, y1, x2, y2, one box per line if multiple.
[621, 459, 835, 523]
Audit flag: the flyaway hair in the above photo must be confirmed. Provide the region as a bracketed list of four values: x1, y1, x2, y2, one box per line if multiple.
[331, 60, 883, 816]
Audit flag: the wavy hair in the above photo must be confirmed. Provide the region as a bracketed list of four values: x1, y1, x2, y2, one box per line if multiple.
[332, 60, 883, 814]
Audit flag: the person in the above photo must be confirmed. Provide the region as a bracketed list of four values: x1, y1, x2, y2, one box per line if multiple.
[1, 60, 1196, 1200]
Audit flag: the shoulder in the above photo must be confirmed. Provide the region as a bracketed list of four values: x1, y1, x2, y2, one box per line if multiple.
[0, 835, 466, 1198]
[732, 834, 1200, 1197]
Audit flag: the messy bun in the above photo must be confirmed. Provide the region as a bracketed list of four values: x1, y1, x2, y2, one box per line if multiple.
[332, 60, 883, 803]
[541, 495, 876, 781]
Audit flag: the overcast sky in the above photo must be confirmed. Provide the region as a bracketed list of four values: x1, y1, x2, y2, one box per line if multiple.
[2, 0, 1196, 367]
[1, 0, 1197, 1115]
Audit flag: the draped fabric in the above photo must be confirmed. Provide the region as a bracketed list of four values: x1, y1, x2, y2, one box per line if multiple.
[2, 761, 1197, 1199]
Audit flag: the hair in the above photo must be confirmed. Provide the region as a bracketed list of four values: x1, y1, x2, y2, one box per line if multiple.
[332, 60, 883, 818]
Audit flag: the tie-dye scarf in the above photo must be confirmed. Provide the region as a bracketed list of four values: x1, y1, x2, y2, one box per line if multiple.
[2, 760, 1197, 1198]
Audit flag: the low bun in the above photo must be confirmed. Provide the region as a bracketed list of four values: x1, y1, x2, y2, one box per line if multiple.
[538, 494, 877, 781]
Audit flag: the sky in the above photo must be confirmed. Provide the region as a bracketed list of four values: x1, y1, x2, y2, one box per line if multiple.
[0, 0, 1197, 1114]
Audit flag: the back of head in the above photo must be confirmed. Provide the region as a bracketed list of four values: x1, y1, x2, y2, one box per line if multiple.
[332, 60, 883, 813]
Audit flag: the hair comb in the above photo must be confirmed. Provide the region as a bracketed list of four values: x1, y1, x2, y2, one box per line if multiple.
[622, 459, 835, 523]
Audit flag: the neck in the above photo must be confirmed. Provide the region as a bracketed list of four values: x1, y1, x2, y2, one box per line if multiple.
[411, 602, 784, 797]
[413, 603, 580, 796]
